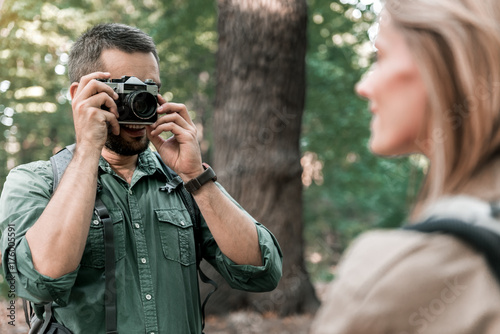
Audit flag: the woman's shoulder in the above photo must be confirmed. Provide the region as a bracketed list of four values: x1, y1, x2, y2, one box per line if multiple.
[340, 194, 500, 285]
[310, 229, 500, 334]
[336, 228, 483, 291]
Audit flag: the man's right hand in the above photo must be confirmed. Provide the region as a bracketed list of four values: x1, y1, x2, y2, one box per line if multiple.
[70, 72, 121, 153]
[26, 71, 121, 278]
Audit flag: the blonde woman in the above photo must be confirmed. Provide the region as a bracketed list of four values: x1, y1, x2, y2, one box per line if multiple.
[310, 0, 500, 333]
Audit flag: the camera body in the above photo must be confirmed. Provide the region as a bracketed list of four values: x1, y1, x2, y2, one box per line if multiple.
[97, 76, 158, 125]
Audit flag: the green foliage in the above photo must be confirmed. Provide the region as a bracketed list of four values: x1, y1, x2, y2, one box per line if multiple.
[0, 0, 218, 299]
[0, 0, 422, 287]
[303, 0, 423, 281]
[0, 0, 217, 189]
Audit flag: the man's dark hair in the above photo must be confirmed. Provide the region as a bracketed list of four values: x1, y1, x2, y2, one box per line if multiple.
[68, 23, 159, 83]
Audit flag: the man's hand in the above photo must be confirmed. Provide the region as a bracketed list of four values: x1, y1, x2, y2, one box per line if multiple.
[28, 71, 121, 278]
[147, 95, 204, 181]
[148, 97, 262, 267]
[70, 72, 121, 153]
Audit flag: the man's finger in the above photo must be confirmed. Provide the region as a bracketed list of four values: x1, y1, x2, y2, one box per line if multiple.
[75, 72, 119, 103]
[103, 111, 120, 136]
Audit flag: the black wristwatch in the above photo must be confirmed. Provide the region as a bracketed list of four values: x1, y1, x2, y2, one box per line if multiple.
[183, 163, 217, 193]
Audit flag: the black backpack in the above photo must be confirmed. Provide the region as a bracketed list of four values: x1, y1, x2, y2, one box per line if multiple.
[23, 145, 216, 334]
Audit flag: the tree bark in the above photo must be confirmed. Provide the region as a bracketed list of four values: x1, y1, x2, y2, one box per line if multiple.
[205, 0, 319, 315]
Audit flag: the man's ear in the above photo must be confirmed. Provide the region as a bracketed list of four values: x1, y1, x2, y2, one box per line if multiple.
[69, 82, 79, 100]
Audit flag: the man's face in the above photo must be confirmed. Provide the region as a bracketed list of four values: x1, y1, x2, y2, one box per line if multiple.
[100, 49, 161, 156]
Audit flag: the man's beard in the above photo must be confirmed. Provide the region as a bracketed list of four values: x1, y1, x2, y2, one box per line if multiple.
[105, 132, 150, 156]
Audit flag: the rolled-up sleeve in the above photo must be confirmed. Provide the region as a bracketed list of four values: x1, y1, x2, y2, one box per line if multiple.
[214, 223, 282, 291]
[202, 183, 283, 292]
[3, 238, 79, 305]
[0, 161, 78, 306]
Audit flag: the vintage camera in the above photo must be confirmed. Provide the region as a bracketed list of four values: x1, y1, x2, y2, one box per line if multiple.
[97, 76, 158, 125]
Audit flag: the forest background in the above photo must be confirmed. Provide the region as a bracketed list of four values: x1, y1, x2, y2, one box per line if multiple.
[0, 0, 424, 323]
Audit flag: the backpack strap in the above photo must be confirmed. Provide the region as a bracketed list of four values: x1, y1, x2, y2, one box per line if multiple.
[177, 184, 218, 332]
[22, 298, 35, 329]
[39, 303, 53, 334]
[95, 197, 117, 334]
[154, 152, 218, 332]
[24, 145, 116, 334]
[53, 145, 117, 334]
[403, 217, 500, 283]
[50, 144, 75, 192]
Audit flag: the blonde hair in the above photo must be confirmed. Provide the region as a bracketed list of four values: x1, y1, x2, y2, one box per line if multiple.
[384, 0, 500, 219]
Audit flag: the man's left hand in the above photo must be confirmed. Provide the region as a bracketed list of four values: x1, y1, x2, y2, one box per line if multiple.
[147, 95, 204, 181]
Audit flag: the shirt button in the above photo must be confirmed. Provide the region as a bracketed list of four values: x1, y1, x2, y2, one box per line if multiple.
[134, 223, 140, 229]
[145, 294, 152, 300]
[180, 220, 185, 226]
[93, 220, 99, 226]
[141, 258, 147, 264]
[128, 188, 133, 195]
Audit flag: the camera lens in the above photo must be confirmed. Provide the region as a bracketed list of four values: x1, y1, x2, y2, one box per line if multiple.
[126, 91, 157, 119]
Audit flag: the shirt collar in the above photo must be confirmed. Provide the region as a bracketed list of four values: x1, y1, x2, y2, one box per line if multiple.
[97, 148, 168, 181]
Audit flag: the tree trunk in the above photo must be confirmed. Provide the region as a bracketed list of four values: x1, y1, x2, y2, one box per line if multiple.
[205, 0, 319, 316]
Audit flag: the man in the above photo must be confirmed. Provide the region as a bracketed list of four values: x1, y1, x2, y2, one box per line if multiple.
[0, 23, 282, 333]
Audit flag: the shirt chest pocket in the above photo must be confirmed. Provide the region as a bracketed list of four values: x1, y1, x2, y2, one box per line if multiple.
[81, 208, 125, 268]
[155, 209, 196, 266]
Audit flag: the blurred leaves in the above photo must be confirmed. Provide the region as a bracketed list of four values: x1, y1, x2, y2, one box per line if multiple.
[0, 0, 217, 177]
[0, 0, 422, 284]
[302, 0, 422, 280]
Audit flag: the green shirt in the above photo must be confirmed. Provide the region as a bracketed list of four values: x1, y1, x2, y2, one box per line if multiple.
[0, 149, 282, 334]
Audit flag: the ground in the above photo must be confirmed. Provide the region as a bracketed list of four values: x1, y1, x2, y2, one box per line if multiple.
[0, 283, 328, 333]
[204, 312, 314, 334]
[0, 301, 315, 334]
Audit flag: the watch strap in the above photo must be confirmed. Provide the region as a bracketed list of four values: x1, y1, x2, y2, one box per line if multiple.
[184, 163, 217, 193]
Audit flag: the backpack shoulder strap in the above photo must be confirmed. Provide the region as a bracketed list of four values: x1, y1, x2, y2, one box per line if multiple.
[154, 152, 217, 332]
[403, 217, 500, 283]
[24, 145, 77, 331]
[29, 144, 117, 334]
[153, 152, 203, 263]
[50, 144, 76, 193]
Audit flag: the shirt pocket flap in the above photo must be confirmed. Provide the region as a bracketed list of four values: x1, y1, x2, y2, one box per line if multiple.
[155, 209, 193, 228]
[109, 209, 124, 224]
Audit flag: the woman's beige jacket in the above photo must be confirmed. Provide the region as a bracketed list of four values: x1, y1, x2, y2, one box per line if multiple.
[310, 196, 500, 334]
